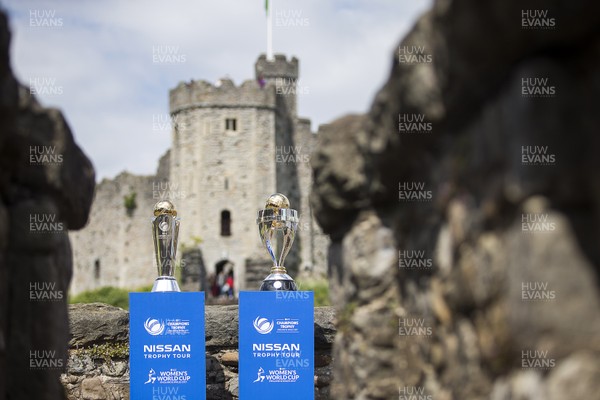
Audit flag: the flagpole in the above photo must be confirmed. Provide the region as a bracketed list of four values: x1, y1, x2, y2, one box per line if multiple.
[267, 0, 273, 61]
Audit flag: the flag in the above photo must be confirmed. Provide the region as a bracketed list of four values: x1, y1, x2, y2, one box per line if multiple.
[265, 0, 269, 15]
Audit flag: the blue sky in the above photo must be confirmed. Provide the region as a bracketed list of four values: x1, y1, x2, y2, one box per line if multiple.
[2, 0, 430, 180]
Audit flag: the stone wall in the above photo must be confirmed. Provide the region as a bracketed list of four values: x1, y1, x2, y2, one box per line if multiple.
[0, 9, 96, 400]
[62, 303, 336, 400]
[69, 146, 172, 295]
[169, 103, 277, 291]
[311, 0, 600, 399]
[69, 171, 164, 294]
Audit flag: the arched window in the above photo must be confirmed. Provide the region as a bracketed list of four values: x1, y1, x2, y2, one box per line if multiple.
[221, 210, 231, 236]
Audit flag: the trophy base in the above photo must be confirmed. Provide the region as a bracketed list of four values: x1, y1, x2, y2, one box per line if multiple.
[260, 272, 297, 291]
[152, 277, 181, 292]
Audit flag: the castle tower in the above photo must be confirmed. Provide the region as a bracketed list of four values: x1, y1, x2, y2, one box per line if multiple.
[168, 54, 308, 291]
[69, 54, 329, 296]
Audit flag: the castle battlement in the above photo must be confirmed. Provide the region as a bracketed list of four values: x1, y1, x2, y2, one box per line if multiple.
[169, 78, 276, 114]
[255, 54, 299, 80]
[170, 54, 301, 115]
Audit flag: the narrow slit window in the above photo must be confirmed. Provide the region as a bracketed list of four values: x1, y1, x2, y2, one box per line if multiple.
[94, 259, 101, 280]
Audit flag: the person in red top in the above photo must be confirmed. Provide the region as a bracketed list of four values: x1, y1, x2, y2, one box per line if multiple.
[224, 271, 234, 298]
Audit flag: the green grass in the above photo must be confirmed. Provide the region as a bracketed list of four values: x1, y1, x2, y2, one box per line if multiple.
[70, 280, 330, 308]
[296, 279, 330, 306]
[69, 285, 152, 310]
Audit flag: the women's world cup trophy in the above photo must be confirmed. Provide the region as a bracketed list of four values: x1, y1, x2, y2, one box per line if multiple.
[256, 193, 299, 291]
[151, 200, 181, 292]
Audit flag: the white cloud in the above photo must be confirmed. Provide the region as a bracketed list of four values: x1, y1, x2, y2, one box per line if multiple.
[3, 0, 431, 180]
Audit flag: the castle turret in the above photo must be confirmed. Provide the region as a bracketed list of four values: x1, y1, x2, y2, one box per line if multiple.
[255, 54, 305, 275]
[255, 54, 299, 117]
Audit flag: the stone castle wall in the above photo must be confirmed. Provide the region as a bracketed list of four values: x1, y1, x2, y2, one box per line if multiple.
[69, 171, 163, 294]
[293, 119, 328, 275]
[70, 152, 170, 294]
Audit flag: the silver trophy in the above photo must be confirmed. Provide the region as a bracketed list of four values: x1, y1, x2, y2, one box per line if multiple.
[256, 193, 299, 291]
[151, 200, 181, 292]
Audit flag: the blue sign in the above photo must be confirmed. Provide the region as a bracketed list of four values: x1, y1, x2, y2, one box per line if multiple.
[129, 292, 206, 400]
[239, 291, 314, 400]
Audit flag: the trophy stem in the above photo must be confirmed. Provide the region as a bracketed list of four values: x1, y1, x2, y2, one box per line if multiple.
[152, 276, 181, 292]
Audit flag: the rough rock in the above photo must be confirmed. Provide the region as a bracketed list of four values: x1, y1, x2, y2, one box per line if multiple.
[314, 306, 337, 347]
[80, 377, 107, 400]
[0, 9, 95, 400]
[311, 0, 600, 399]
[205, 305, 239, 348]
[309, 115, 371, 235]
[69, 303, 129, 347]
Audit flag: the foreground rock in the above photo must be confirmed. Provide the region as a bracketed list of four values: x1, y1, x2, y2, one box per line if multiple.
[0, 10, 95, 400]
[311, 0, 600, 399]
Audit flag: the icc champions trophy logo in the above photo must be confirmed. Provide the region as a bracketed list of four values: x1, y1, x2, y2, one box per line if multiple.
[253, 317, 274, 334]
[144, 318, 165, 335]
